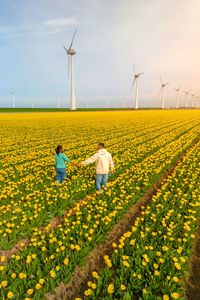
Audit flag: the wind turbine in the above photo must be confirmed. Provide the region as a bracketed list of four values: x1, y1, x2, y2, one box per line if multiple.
[106, 97, 110, 109]
[173, 84, 182, 108]
[183, 90, 191, 108]
[11, 90, 15, 108]
[86, 98, 89, 109]
[159, 78, 169, 109]
[195, 95, 199, 108]
[64, 29, 77, 111]
[131, 65, 144, 109]
[57, 94, 61, 109]
[191, 93, 195, 108]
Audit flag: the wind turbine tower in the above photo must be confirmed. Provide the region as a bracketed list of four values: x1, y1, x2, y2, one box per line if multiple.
[173, 85, 182, 108]
[106, 97, 110, 109]
[11, 90, 15, 108]
[183, 90, 191, 108]
[191, 94, 195, 108]
[195, 96, 199, 108]
[57, 94, 61, 109]
[64, 29, 77, 110]
[131, 65, 144, 109]
[159, 78, 169, 109]
[86, 98, 89, 109]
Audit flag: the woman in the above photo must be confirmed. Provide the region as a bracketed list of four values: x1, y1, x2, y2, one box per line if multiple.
[55, 145, 77, 184]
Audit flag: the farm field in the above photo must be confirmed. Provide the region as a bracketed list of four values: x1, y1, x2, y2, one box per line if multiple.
[1, 111, 200, 299]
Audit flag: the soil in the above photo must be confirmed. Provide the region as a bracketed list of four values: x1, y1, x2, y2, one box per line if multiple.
[183, 221, 200, 299]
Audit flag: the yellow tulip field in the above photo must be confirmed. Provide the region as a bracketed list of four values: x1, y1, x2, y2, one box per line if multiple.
[1, 111, 200, 299]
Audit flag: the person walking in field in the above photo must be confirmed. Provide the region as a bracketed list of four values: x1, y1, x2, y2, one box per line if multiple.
[79, 143, 114, 191]
[55, 145, 77, 184]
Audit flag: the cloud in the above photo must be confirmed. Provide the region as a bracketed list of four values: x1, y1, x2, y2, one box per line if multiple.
[45, 28, 61, 36]
[1, 0, 200, 107]
[44, 18, 76, 27]
[5, 28, 61, 39]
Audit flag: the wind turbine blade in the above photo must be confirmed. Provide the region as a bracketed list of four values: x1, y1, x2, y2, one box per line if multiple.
[159, 86, 163, 94]
[131, 78, 136, 88]
[64, 46, 68, 52]
[166, 82, 170, 86]
[69, 28, 77, 50]
[160, 77, 163, 85]
[133, 64, 136, 75]
[68, 54, 70, 79]
[138, 72, 144, 76]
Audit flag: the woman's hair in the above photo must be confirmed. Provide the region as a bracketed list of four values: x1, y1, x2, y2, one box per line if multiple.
[55, 145, 62, 155]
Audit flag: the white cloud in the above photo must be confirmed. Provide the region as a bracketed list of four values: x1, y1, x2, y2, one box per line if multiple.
[44, 18, 76, 27]
[6, 28, 61, 39]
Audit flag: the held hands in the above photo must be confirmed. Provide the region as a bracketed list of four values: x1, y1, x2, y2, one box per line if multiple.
[71, 162, 82, 167]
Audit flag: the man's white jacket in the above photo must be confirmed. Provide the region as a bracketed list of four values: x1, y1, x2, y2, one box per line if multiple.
[80, 149, 114, 174]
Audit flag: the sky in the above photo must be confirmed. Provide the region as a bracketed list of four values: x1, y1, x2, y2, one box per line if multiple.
[0, 0, 200, 108]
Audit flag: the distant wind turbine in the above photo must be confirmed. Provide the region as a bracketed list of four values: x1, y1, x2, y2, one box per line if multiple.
[183, 90, 191, 108]
[11, 90, 15, 108]
[191, 93, 195, 108]
[173, 84, 182, 108]
[57, 94, 61, 109]
[159, 78, 169, 109]
[106, 97, 110, 109]
[131, 65, 144, 109]
[122, 100, 126, 108]
[86, 98, 89, 109]
[64, 29, 77, 110]
[195, 95, 199, 108]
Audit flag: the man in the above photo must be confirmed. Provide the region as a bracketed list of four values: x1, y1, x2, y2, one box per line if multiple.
[79, 143, 114, 191]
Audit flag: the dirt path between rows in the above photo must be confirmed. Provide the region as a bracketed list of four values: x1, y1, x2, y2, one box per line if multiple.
[46, 138, 200, 300]
[183, 222, 200, 299]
